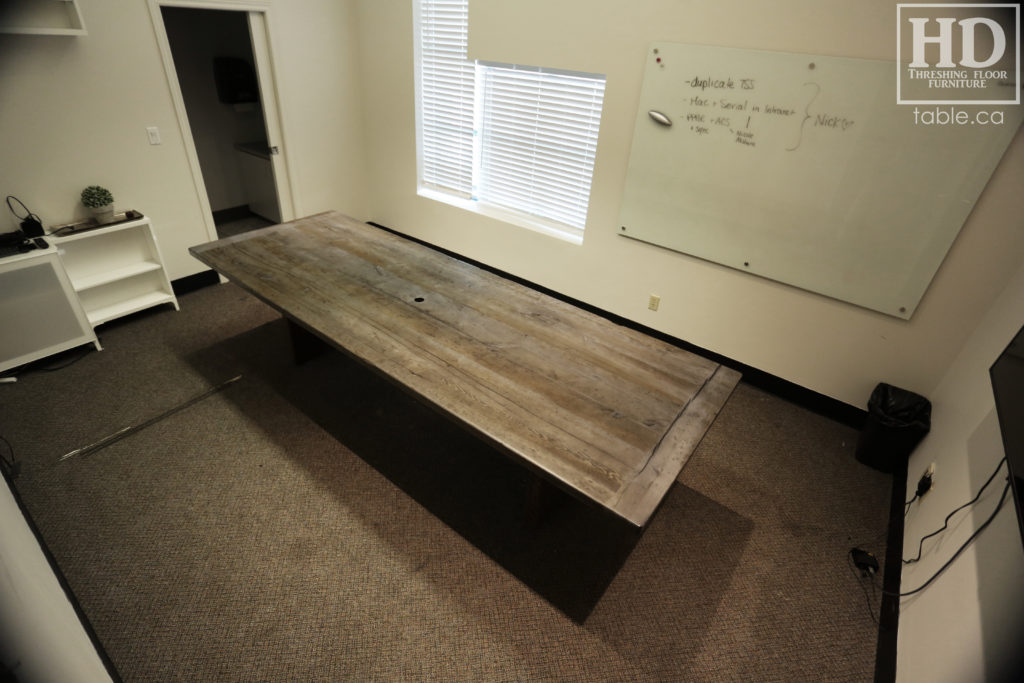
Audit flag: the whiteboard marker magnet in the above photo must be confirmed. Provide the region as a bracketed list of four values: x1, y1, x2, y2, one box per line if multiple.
[648, 110, 672, 126]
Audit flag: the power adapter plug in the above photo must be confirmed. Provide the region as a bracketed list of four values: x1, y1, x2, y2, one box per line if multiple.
[850, 548, 879, 575]
[916, 462, 935, 498]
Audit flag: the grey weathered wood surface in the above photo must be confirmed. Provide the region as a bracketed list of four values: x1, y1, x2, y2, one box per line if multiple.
[190, 211, 740, 527]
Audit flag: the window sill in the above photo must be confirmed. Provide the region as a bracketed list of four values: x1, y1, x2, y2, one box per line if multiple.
[417, 187, 584, 246]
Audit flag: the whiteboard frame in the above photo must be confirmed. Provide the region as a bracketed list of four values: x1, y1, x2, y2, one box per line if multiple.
[617, 41, 1022, 319]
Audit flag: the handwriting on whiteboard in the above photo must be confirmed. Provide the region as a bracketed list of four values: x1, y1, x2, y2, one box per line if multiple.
[679, 76, 855, 149]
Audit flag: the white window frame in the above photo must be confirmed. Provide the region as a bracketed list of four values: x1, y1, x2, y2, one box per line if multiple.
[413, 0, 605, 244]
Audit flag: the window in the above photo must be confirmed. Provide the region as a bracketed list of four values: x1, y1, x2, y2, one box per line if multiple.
[415, 0, 475, 198]
[414, 0, 605, 240]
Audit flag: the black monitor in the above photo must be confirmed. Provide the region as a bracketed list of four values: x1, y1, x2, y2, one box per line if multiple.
[990, 323, 1024, 548]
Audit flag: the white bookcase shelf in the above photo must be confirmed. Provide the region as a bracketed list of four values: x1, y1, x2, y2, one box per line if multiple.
[71, 261, 163, 291]
[87, 291, 177, 327]
[0, 248, 100, 374]
[52, 214, 179, 329]
[0, 0, 87, 35]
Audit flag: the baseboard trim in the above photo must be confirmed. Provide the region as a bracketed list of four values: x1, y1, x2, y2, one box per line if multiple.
[874, 459, 906, 683]
[366, 220, 866, 429]
[172, 270, 220, 296]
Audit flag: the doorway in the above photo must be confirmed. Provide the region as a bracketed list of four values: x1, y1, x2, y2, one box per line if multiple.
[158, 6, 287, 239]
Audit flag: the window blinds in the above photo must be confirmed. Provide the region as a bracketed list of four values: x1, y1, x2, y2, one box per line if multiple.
[416, 1, 606, 233]
[417, 0, 474, 197]
[476, 63, 605, 231]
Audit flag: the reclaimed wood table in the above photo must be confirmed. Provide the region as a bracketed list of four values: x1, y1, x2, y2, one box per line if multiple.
[190, 211, 740, 527]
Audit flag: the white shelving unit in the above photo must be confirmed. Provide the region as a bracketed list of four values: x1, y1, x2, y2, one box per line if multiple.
[0, 0, 87, 35]
[0, 248, 99, 374]
[51, 214, 179, 328]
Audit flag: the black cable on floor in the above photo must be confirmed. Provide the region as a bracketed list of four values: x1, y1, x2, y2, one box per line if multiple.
[0, 435, 17, 479]
[36, 347, 94, 372]
[847, 548, 879, 626]
[0, 346, 95, 380]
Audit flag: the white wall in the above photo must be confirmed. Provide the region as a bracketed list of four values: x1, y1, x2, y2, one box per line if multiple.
[897, 258, 1024, 682]
[352, 0, 1024, 409]
[268, 0, 368, 224]
[0, 0, 368, 280]
[0, 480, 112, 683]
[3, 1, 1015, 407]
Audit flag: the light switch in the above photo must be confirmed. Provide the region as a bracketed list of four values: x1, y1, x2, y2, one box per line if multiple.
[146, 126, 161, 145]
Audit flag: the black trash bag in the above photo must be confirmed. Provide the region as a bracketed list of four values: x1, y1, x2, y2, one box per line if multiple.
[855, 383, 931, 473]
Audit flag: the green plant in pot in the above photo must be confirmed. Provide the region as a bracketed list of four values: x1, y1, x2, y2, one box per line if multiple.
[81, 185, 115, 225]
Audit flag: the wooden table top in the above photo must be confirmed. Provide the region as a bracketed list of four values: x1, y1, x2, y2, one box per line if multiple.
[190, 211, 739, 527]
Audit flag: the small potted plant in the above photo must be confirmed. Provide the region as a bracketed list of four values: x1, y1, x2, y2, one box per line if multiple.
[81, 185, 115, 224]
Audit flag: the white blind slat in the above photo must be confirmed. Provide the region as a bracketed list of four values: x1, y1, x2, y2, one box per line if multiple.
[477, 62, 604, 231]
[417, 0, 473, 195]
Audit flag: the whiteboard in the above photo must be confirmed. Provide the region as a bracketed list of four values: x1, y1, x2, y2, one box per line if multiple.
[617, 43, 1022, 319]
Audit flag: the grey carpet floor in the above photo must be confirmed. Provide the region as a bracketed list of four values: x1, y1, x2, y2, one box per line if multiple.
[0, 282, 891, 681]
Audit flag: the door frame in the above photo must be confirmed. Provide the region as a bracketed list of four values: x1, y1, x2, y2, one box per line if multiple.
[147, 0, 299, 243]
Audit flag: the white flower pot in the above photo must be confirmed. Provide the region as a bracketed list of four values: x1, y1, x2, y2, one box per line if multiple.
[90, 204, 115, 225]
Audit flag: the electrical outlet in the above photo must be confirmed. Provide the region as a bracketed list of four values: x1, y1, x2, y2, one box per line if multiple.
[648, 294, 660, 311]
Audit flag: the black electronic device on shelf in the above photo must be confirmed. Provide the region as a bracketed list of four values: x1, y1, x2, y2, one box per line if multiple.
[990, 323, 1024, 548]
[0, 196, 46, 258]
[0, 229, 24, 248]
[6, 195, 44, 237]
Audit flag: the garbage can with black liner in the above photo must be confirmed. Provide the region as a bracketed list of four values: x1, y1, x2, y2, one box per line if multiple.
[855, 383, 932, 473]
